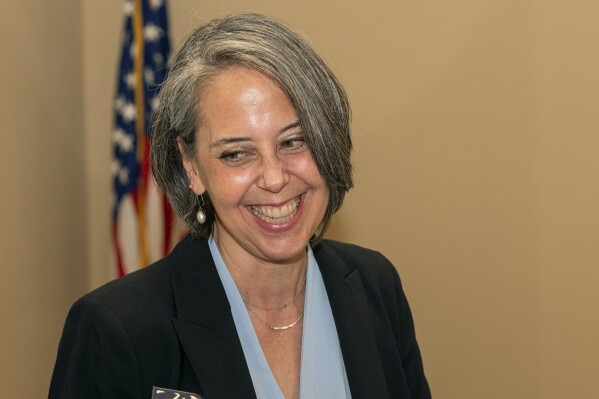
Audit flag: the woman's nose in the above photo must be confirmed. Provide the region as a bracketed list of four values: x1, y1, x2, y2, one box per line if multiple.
[258, 154, 290, 193]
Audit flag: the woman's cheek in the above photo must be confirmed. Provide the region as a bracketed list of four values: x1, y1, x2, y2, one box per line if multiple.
[231, 169, 255, 186]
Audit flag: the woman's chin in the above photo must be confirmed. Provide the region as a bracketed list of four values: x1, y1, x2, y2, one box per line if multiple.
[250, 234, 310, 264]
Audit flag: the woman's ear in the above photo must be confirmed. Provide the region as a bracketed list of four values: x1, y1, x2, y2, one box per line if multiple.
[177, 136, 205, 195]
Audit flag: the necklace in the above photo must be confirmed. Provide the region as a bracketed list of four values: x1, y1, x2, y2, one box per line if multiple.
[241, 272, 307, 311]
[245, 304, 304, 331]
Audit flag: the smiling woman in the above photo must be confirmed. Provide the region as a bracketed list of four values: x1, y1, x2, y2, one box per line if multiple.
[49, 13, 431, 399]
[152, 14, 353, 245]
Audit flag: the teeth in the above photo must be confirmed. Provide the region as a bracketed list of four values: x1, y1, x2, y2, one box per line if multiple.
[251, 198, 300, 225]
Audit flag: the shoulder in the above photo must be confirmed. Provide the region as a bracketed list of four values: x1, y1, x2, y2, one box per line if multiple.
[81, 256, 174, 320]
[313, 239, 407, 313]
[50, 237, 213, 397]
[50, 259, 177, 398]
[315, 239, 400, 282]
[71, 235, 210, 329]
[317, 239, 390, 262]
[79, 235, 209, 320]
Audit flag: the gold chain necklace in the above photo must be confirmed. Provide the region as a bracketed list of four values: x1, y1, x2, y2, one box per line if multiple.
[245, 304, 304, 331]
[242, 272, 307, 330]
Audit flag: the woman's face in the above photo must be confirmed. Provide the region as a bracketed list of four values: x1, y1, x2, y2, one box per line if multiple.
[183, 67, 329, 265]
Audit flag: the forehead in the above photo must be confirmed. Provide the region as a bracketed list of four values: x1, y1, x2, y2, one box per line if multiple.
[196, 67, 298, 135]
[199, 67, 291, 109]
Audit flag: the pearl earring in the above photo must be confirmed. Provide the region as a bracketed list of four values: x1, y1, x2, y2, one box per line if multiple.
[196, 194, 207, 224]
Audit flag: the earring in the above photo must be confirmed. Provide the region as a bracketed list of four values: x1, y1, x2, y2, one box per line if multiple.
[196, 194, 207, 224]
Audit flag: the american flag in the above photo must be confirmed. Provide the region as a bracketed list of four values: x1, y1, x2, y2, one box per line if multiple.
[111, 0, 184, 277]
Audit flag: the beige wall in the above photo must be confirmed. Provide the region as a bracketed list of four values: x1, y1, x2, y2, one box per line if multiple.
[1, 0, 598, 397]
[0, 1, 87, 396]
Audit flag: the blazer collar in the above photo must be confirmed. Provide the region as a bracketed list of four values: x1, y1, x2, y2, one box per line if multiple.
[313, 241, 390, 399]
[169, 236, 256, 399]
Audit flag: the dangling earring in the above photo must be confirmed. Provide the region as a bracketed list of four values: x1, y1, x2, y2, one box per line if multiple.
[196, 194, 207, 224]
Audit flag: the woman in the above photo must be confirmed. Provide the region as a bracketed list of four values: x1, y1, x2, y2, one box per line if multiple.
[50, 13, 431, 399]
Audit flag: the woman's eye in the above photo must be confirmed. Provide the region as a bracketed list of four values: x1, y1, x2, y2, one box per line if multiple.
[280, 136, 307, 153]
[219, 150, 251, 165]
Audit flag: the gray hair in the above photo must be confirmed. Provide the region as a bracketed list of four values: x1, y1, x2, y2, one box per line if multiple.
[150, 13, 352, 243]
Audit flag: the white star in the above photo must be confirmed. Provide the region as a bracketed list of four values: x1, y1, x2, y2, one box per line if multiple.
[111, 159, 122, 176]
[144, 67, 155, 85]
[123, 72, 136, 89]
[121, 102, 136, 122]
[119, 167, 130, 185]
[114, 96, 125, 111]
[113, 128, 135, 153]
[123, 0, 134, 16]
[144, 23, 163, 42]
[148, 0, 163, 10]
[112, 127, 125, 143]
[120, 133, 134, 152]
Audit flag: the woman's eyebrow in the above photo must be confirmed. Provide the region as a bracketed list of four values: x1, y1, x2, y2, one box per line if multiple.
[209, 121, 301, 149]
[209, 137, 250, 150]
[278, 120, 301, 135]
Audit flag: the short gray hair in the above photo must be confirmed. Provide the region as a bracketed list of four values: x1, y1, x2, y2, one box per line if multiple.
[150, 13, 352, 243]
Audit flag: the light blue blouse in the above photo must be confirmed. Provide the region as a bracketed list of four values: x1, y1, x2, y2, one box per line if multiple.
[208, 237, 352, 399]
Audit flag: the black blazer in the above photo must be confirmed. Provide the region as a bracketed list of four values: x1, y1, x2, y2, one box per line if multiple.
[49, 236, 431, 399]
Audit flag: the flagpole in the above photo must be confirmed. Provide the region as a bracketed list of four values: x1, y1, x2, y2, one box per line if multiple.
[132, 0, 149, 268]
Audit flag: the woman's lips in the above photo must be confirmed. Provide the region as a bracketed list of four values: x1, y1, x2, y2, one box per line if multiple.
[249, 197, 301, 225]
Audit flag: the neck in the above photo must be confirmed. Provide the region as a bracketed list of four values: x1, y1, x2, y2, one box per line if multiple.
[213, 230, 308, 309]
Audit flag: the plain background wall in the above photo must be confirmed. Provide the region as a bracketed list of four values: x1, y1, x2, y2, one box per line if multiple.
[0, 1, 87, 397]
[1, 0, 598, 397]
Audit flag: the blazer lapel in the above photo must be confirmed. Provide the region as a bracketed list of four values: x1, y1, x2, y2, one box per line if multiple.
[169, 237, 256, 399]
[314, 242, 390, 399]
